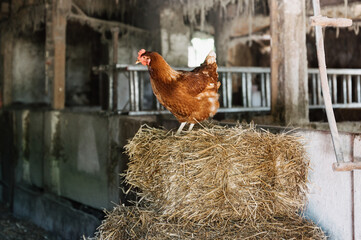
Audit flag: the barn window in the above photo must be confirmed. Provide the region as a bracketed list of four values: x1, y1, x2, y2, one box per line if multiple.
[188, 36, 215, 67]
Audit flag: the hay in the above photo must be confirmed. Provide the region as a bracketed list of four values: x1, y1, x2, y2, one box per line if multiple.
[94, 124, 326, 239]
[124, 124, 309, 224]
[95, 205, 325, 240]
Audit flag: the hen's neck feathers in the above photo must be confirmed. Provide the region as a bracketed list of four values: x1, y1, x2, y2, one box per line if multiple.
[148, 52, 179, 83]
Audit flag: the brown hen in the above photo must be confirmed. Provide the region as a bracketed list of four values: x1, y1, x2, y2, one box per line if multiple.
[136, 49, 220, 134]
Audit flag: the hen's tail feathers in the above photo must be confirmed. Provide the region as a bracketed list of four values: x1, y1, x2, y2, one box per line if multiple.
[204, 51, 216, 65]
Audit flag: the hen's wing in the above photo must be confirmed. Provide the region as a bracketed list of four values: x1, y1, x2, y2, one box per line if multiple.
[179, 51, 219, 96]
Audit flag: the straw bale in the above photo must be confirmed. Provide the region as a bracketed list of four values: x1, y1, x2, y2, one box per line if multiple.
[124, 124, 309, 224]
[95, 205, 326, 240]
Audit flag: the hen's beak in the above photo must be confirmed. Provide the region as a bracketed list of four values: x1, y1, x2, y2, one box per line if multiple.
[135, 60, 140, 64]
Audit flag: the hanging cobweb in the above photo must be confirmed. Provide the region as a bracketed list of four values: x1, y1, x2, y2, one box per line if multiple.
[179, 0, 256, 30]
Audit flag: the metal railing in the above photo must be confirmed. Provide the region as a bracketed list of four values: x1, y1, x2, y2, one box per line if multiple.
[93, 65, 361, 115]
[308, 68, 361, 109]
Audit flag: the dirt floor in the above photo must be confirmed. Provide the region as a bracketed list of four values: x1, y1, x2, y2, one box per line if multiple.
[0, 204, 57, 240]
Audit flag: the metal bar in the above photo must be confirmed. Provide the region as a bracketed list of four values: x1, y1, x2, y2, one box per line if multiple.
[227, 72, 233, 108]
[95, 64, 361, 75]
[317, 74, 323, 105]
[347, 75, 352, 103]
[114, 65, 272, 73]
[215, 66, 271, 73]
[242, 73, 247, 107]
[139, 72, 144, 110]
[312, 0, 344, 164]
[309, 103, 361, 109]
[156, 99, 161, 111]
[260, 73, 266, 107]
[129, 71, 135, 111]
[312, 74, 317, 105]
[308, 68, 361, 75]
[266, 73, 271, 107]
[99, 73, 104, 109]
[343, 75, 347, 104]
[128, 107, 271, 116]
[328, 75, 332, 103]
[222, 73, 227, 107]
[357, 76, 361, 103]
[332, 74, 337, 103]
[134, 71, 140, 111]
[95, 63, 361, 74]
[93, 63, 361, 115]
[108, 74, 113, 110]
[112, 28, 119, 111]
[247, 73, 252, 107]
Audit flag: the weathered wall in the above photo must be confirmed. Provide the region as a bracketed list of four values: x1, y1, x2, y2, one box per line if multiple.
[307, 28, 361, 68]
[66, 22, 108, 107]
[0, 109, 161, 239]
[159, 6, 190, 66]
[12, 33, 48, 105]
[301, 130, 357, 239]
[211, 4, 270, 66]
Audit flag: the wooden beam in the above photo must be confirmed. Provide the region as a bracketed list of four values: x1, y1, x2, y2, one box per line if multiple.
[52, 9, 67, 110]
[320, 0, 359, 7]
[45, 0, 70, 110]
[68, 3, 149, 36]
[333, 162, 361, 171]
[269, 0, 309, 125]
[230, 15, 270, 38]
[310, 15, 353, 27]
[1, 2, 9, 14]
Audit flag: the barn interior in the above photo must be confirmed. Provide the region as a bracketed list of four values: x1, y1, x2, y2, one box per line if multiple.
[0, 0, 361, 239]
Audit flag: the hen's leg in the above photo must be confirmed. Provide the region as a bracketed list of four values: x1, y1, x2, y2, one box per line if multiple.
[176, 122, 187, 135]
[188, 123, 195, 132]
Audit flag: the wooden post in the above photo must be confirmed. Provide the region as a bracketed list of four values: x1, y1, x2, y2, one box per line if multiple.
[269, 0, 309, 125]
[45, 0, 70, 110]
[311, 0, 346, 164]
[1, 31, 13, 107]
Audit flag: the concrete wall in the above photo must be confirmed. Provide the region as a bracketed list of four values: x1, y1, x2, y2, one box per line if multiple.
[159, 6, 190, 67]
[1, 109, 360, 239]
[0, 109, 159, 239]
[300, 130, 360, 239]
[7, 110, 159, 210]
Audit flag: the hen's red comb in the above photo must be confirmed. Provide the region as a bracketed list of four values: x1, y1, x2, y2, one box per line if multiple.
[138, 49, 146, 57]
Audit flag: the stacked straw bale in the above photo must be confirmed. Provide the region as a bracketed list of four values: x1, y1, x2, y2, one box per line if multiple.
[125, 124, 308, 223]
[95, 124, 325, 239]
[96, 206, 325, 240]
